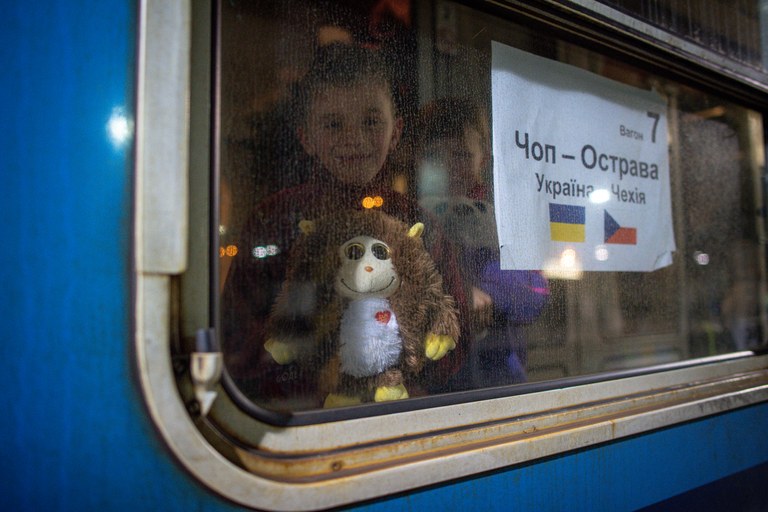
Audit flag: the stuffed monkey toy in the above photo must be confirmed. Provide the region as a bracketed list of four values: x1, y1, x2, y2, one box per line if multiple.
[265, 209, 459, 407]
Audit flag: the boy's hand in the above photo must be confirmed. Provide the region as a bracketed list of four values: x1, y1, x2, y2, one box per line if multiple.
[472, 286, 493, 309]
[471, 286, 494, 327]
[425, 333, 456, 360]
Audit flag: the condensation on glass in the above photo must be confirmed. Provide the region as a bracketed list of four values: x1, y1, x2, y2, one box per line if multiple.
[215, 0, 767, 413]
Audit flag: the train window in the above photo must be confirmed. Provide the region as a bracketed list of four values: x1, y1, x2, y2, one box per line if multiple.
[135, 0, 768, 509]
[215, 0, 766, 415]
[599, 0, 763, 69]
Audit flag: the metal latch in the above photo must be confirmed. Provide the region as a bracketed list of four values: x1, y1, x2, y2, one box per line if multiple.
[191, 328, 222, 416]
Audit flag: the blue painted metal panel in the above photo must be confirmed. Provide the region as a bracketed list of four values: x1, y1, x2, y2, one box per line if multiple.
[362, 403, 768, 512]
[640, 461, 768, 511]
[0, 2, 239, 511]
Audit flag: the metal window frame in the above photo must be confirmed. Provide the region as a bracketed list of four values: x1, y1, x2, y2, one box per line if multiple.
[488, 0, 768, 106]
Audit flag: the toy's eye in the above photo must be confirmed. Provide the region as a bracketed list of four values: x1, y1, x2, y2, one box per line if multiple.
[345, 243, 365, 260]
[371, 243, 390, 260]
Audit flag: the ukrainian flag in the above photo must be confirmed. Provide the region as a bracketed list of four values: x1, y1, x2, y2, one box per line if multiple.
[549, 203, 586, 242]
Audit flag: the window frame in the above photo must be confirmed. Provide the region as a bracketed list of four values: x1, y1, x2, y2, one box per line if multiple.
[135, 0, 768, 510]
[490, 0, 768, 106]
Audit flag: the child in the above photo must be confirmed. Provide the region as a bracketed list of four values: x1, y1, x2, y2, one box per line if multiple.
[222, 44, 467, 409]
[416, 97, 490, 200]
[416, 97, 549, 389]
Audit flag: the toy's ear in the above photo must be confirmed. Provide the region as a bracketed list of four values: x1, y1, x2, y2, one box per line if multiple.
[298, 220, 316, 235]
[407, 222, 425, 238]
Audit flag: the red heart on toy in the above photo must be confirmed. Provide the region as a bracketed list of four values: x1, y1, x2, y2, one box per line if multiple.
[375, 310, 391, 324]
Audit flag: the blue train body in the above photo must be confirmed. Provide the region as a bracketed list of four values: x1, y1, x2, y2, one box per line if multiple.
[3, 2, 768, 510]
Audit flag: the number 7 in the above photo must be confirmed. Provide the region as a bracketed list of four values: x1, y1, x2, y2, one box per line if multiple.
[647, 112, 660, 143]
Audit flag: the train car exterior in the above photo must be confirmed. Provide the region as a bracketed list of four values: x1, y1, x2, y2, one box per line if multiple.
[4, 1, 768, 511]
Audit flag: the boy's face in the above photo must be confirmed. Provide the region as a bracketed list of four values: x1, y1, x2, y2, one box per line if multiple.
[299, 81, 402, 185]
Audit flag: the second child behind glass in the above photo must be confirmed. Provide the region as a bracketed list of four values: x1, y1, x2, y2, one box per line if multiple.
[416, 97, 550, 389]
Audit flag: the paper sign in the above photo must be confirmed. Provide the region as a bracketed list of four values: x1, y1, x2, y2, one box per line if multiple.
[491, 41, 675, 273]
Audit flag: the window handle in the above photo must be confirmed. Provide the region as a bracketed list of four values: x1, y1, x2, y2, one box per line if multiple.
[191, 328, 222, 416]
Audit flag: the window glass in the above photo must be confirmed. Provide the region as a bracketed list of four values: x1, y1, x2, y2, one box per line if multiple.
[599, 0, 766, 70]
[218, 0, 767, 412]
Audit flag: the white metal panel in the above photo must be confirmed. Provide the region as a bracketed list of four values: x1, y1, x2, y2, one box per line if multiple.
[135, 0, 191, 273]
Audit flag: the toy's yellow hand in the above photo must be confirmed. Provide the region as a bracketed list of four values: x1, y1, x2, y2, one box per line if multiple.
[264, 338, 296, 365]
[425, 333, 456, 361]
[374, 384, 409, 402]
[324, 394, 363, 408]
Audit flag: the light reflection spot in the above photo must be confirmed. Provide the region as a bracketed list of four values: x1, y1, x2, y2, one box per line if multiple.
[107, 107, 133, 147]
[560, 248, 578, 268]
[362, 196, 384, 209]
[252, 245, 281, 259]
[589, 188, 610, 204]
[220, 245, 238, 258]
[694, 250, 710, 265]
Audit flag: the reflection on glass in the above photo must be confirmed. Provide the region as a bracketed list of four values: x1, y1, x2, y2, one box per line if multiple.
[590, 188, 611, 203]
[543, 248, 584, 281]
[594, 245, 610, 262]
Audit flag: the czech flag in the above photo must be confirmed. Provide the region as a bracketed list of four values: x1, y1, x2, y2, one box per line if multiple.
[604, 211, 637, 244]
[549, 203, 585, 243]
